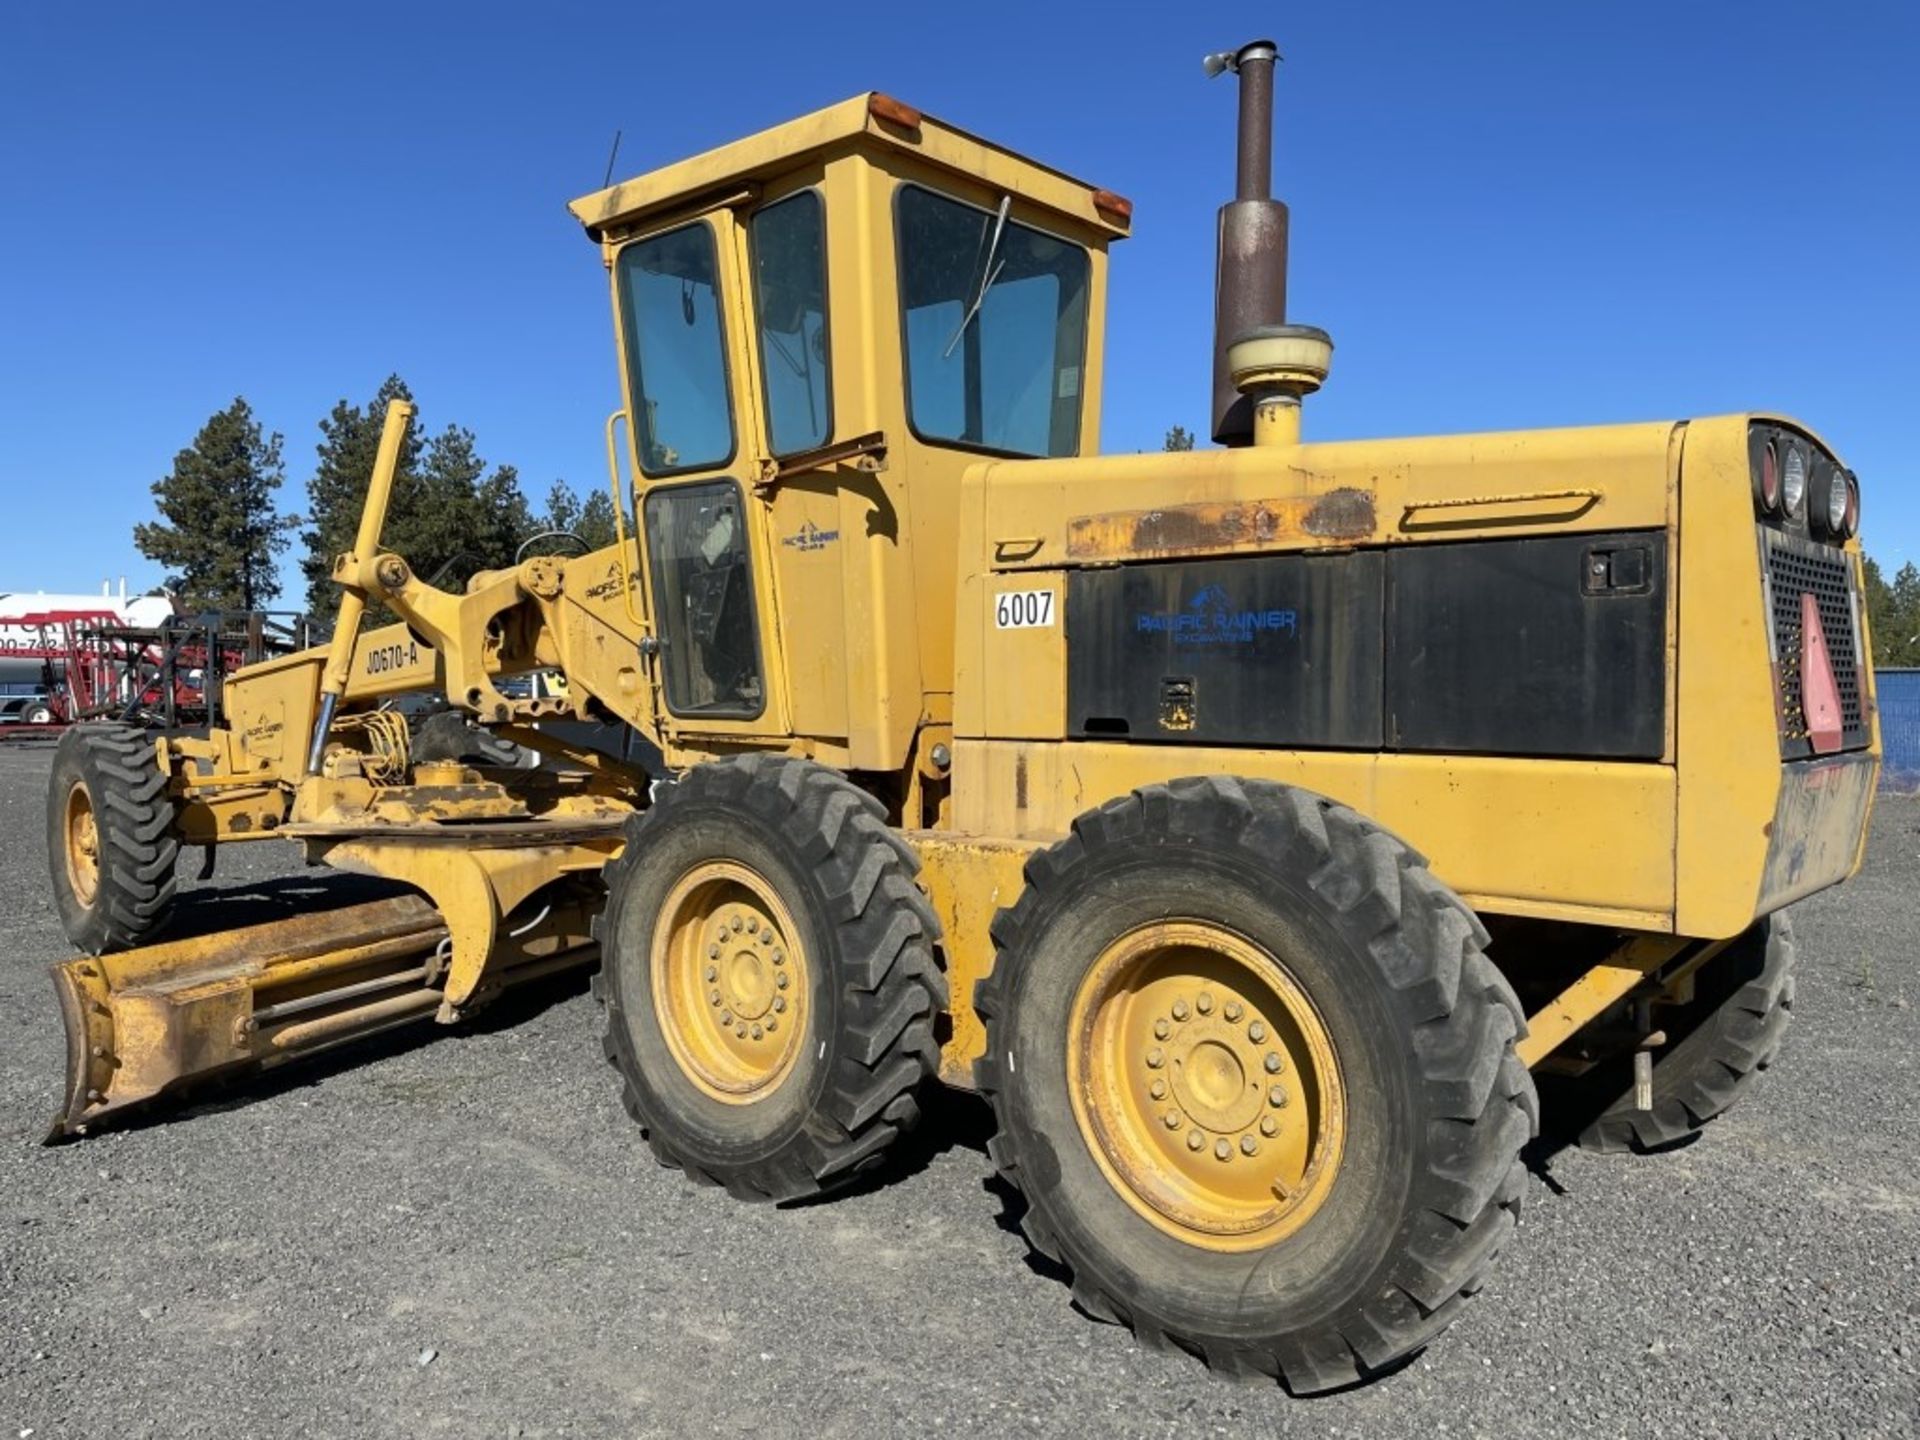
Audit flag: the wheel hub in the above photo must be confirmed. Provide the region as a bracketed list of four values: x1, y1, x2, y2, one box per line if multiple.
[1167, 1026, 1265, 1134]
[1069, 921, 1345, 1251]
[652, 863, 807, 1102]
[64, 784, 101, 906]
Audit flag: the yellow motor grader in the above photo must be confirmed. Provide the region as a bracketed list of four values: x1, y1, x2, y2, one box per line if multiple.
[45, 42, 1878, 1390]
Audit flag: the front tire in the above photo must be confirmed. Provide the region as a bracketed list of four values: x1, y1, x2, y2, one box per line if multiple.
[46, 723, 180, 953]
[595, 755, 945, 1201]
[976, 777, 1537, 1392]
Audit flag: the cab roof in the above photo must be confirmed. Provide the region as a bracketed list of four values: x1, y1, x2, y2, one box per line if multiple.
[566, 93, 1132, 244]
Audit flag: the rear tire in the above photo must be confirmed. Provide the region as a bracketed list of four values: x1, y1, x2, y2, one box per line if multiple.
[47, 723, 180, 953]
[595, 755, 945, 1201]
[24, 702, 55, 725]
[1573, 915, 1795, 1154]
[976, 777, 1537, 1392]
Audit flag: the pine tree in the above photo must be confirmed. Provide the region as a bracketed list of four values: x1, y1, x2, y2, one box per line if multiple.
[300, 377, 538, 614]
[575, 490, 624, 550]
[539, 478, 583, 538]
[1885, 561, 1920, 667]
[396, 425, 529, 585]
[135, 397, 294, 611]
[302, 375, 419, 616]
[1164, 425, 1196, 452]
[537, 479, 626, 552]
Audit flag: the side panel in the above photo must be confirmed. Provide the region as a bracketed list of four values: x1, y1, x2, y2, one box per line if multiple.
[951, 738, 1677, 929]
[223, 621, 441, 778]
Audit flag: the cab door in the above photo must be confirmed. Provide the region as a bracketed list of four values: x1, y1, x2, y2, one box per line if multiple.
[613, 206, 786, 742]
[736, 182, 854, 754]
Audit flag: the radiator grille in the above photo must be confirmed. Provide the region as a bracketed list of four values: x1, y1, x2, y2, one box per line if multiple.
[1764, 528, 1868, 754]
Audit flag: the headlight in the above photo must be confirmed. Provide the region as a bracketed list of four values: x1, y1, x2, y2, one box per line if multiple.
[1844, 472, 1861, 539]
[1781, 444, 1807, 518]
[1809, 458, 1852, 541]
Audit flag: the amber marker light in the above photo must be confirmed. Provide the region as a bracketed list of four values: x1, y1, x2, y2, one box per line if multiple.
[868, 94, 923, 131]
[1092, 189, 1134, 225]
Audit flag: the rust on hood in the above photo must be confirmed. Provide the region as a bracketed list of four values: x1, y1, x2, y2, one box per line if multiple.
[1066, 487, 1377, 561]
[1304, 487, 1376, 538]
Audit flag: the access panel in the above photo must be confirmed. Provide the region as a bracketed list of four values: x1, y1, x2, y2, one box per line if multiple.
[1065, 552, 1385, 746]
[1385, 530, 1667, 758]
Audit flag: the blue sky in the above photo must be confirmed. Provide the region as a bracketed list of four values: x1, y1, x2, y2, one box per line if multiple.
[2, 2, 1915, 601]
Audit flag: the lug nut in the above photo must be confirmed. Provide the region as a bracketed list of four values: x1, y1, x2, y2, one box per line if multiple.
[1269, 1085, 1289, 1108]
[1196, 993, 1214, 1015]
[759, 931, 773, 946]
[709, 989, 722, 1006]
[746, 917, 759, 933]
[751, 1025, 763, 1040]
[1153, 1019, 1171, 1040]
[773, 996, 787, 1013]
[1241, 1135, 1259, 1156]
[1171, 1000, 1190, 1021]
[1248, 1021, 1267, 1043]
[1187, 1130, 1205, 1152]
[1264, 1052, 1283, 1074]
[776, 972, 790, 990]
[707, 944, 721, 960]
[1224, 1001, 1243, 1022]
[1214, 1139, 1231, 1161]
[766, 1018, 778, 1032]
[720, 1012, 734, 1027]
[704, 964, 718, 982]
[1260, 1116, 1279, 1137]
[1148, 1079, 1167, 1100]
[1145, 1048, 1164, 1069]
[730, 916, 743, 933]
[1163, 1110, 1182, 1129]
[772, 951, 785, 966]
[735, 1024, 748, 1039]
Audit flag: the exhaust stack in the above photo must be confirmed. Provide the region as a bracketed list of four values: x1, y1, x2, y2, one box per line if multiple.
[1207, 40, 1331, 447]
[1207, 40, 1285, 445]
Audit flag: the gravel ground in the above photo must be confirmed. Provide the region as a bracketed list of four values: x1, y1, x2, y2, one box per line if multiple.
[2, 736, 1916, 1438]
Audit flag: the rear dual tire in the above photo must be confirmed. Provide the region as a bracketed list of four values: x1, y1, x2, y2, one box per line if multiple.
[1572, 914, 1796, 1154]
[596, 755, 945, 1201]
[976, 777, 1537, 1392]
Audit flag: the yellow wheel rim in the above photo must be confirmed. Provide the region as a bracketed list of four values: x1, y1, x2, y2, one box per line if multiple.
[1068, 921, 1346, 1253]
[64, 783, 101, 907]
[651, 861, 809, 1104]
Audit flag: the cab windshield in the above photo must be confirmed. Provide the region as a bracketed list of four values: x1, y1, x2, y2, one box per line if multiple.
[896, 186, 1089, 458]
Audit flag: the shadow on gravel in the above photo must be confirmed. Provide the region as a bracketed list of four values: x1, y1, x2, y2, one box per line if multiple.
[783, 1082, 999, 1209]
[163, 869, 413, 938]
[1518, 1078, 1706, 1195]
[982, 1169, 1074, 1287]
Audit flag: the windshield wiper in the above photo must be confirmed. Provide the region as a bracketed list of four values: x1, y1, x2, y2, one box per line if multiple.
[942, 194, 1011, 358]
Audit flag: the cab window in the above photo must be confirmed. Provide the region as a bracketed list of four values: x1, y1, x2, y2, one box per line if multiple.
[749, 192, 832, 455]
[617, 221, 735, 475]
[643, 481, 764, 717]
[896, 185, 1089, 458]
